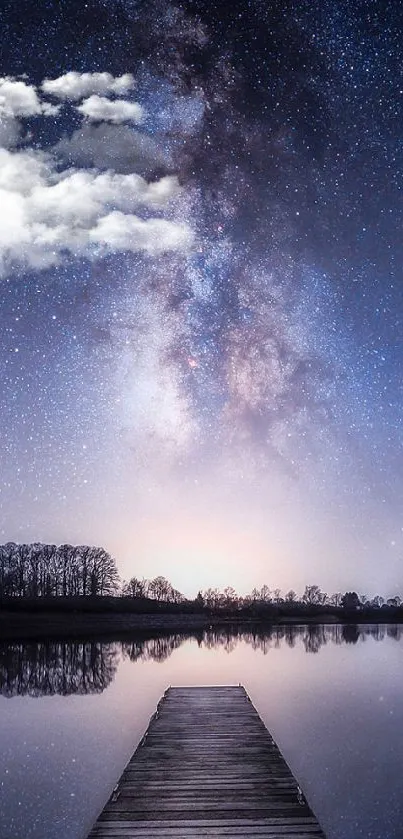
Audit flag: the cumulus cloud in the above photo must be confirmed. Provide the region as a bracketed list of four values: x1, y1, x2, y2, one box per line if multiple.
[90, 212, 192, 254]
[0, 70, 194, 276]
[54, 123, 171, 175]
[77, 95, 144, 124]
[0, 147, 193, 274]
[0, 77, 60, 118]
[42, 71, 135, 101]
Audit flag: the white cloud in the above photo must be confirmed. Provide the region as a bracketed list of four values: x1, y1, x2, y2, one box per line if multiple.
[0, 147, 50, 194]
[90, 212, 193, 255]
[42, 71, 135, 101]
[0, 70, 193, 276]
[145, 176, 183, 206]
[0, 77, 41, 117]
[0, 77, 60, 118]
[0, 148, 193, 275]
[77, 95, 144, 124]
[41, 101, 61, 116]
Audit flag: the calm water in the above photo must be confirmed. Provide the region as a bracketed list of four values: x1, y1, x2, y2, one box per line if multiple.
[1, 624, 402, 839]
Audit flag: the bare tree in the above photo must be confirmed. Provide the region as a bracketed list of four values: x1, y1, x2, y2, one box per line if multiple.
[148, 576, 171, 601]
[202, 588, 220, 609]
[223, 586, 238, 608]
[123, 577, 146, 598]
[302, 584, 326, 606]
[0, 543, 120, 598]
[329, 592, 343, 607]
[259, 584, 271, 602]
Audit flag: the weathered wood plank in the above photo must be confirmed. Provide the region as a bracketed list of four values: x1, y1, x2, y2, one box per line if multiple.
[90, 816, 320, 831]
[87, 686, 326, 838]
[90, 832, 323, 837]
[90, 832, 323, 835]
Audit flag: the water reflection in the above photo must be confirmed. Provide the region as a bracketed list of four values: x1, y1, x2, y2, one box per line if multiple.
[1, 623, 402, 697]
[0, 640, 119, 697]
[121, 632, 186, 663]
[197, 621, 402, 654]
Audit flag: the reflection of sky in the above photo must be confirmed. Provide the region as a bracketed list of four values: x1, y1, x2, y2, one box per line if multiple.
[1, 628, 403, 839]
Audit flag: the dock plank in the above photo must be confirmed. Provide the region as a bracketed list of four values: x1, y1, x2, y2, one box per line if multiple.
[87, 686, 326, 838]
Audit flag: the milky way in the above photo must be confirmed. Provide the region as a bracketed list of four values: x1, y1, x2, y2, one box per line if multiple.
[1, 0, 402, 596]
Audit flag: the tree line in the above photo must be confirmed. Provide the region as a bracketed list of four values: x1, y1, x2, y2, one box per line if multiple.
[0, 542, 402, 614]
[0, 542, 119, 597]
[122, 575, 185, 604]
[194, 583, 402, 611]
[122, 577, 402, 612]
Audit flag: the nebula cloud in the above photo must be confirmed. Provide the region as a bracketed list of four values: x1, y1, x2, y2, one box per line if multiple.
[1, 0, 402, 597]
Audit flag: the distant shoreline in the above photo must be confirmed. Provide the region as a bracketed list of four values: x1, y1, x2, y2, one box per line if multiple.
[1, 610, 402, 641]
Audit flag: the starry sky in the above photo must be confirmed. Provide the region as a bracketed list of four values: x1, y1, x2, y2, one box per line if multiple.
[1, 0, 402, 598]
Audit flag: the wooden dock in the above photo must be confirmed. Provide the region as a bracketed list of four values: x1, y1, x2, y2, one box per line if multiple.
[88, 685, 326, 838]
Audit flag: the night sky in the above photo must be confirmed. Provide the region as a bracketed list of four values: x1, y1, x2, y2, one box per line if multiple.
[1, 0, 402, 597]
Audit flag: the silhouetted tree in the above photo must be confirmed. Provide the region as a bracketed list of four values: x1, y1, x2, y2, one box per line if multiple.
[387, 596, 401, 608]
[260, 584, 271, 602]
[223, 586, 238, 608]
[202, 588, 220, 608]
[195, 591, 204, 609]
[148, 576, 170, 601]
[341, 591, 361, 610]
[0, 542, 120, 598]
[141, 576, 186, 604]
[370, 595, 384, 609]
[123, 576, 146, 598]
[329, 592, 343, 607]
[302, 584, 326, 606]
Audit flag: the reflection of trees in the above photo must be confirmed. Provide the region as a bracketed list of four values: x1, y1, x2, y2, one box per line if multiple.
[342, 624, 360, 644]
[199, 623, 403, 655]
[121, 634, 185, 663]
[3, 624, 402, 698]
[0, 640, 119, 697]
[203, 625, 330, 655]
[202, 628, 241, 654]
[365, 624, 386, 642]
[301, 625, 329, 654]
[387, 624, 402, 640]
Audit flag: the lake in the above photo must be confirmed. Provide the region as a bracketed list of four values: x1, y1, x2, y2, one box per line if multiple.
[0, 624, 402, 839]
